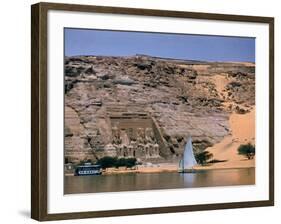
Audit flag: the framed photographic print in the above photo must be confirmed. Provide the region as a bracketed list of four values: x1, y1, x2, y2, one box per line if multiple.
[31, 2, 274, 221]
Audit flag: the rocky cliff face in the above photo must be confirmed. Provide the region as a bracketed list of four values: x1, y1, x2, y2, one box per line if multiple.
[64, 55, 255, 164]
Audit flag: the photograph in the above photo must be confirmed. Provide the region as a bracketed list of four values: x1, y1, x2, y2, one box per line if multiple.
[63, 28, 256, 194]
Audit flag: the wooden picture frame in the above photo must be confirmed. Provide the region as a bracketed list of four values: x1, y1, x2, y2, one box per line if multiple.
[31, 2, 274, 221]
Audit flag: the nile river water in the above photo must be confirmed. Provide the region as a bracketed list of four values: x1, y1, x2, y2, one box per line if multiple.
[64, 168, 255, 194]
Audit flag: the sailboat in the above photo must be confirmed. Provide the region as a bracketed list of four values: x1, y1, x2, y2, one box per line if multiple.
[178, 136, 197, 173]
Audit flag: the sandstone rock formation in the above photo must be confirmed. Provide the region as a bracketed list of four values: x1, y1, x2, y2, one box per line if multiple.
[64, 55, 255, 164]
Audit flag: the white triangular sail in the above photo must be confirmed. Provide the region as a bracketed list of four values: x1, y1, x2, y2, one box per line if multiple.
[181, 137, 197, 170]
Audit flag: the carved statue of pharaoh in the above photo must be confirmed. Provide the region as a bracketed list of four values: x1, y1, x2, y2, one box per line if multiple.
[136, 128, 145, 144]
[145, 127, 155, 144]
[112, 126, 121, 145]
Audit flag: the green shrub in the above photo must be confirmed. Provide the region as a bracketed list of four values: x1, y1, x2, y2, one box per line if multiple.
[96, 156, 137, 169]
[238, 143, 255, 159]
[124, 158, 137, 168]
[115, 158, 127, 168]
[195, 151, 213, 165]
[96, 156, 118, 169]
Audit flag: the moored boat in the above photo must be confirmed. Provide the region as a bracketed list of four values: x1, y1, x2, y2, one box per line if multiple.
[74, 164, 102, 176]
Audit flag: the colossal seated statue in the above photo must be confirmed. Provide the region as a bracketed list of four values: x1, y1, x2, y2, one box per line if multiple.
[128, 145, 134, 157]
[153, 143, 160, 157]
[145, 127, 155, 144]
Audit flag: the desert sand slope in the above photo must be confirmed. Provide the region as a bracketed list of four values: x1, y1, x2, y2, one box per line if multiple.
[201, 107, 255, 169]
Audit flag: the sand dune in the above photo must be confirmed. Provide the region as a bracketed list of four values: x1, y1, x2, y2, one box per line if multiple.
[202, 107, 255, 169]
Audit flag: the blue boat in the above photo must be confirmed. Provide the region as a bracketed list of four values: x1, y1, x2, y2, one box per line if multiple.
[74, 164, 102, 176]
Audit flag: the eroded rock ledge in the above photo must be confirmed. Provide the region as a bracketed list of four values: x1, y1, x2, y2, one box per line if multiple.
[64, 55, 255, 164]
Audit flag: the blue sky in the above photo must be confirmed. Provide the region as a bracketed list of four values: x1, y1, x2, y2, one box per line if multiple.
[64, 28, 255, 62]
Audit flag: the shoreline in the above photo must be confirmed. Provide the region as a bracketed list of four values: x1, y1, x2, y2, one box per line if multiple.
[65, 163, 255, 176]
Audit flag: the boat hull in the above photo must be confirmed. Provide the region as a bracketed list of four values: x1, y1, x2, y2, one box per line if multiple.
[178, 168, 196, 173]
[74, 171, 102, 176]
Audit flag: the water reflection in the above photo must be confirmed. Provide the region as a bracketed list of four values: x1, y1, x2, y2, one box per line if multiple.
[64, 168, 255, 194]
